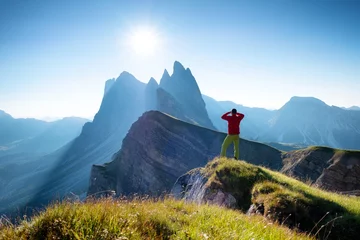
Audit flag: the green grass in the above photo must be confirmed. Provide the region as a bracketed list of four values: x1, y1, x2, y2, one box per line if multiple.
[200, 158, 360, 239]
[0, 198, 311, 240]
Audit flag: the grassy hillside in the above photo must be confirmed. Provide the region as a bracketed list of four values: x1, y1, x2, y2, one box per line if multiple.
[199, 158, 360, 239]
[0, 198, 310, 240]
[2, 158, 360, 239]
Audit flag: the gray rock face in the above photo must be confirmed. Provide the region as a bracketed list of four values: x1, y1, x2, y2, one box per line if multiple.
[282, 148, 335, 182]
[282, 147, 360, 192]
[88, 111, 283, 197]
[171, 169, 237, 208]
[315, 152, 360, 192]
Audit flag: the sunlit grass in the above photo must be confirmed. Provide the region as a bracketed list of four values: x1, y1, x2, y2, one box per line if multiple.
[0, 198, 311, 240]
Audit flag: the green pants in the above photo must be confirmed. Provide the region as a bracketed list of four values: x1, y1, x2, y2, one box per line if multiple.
[220, 134, 240, 159]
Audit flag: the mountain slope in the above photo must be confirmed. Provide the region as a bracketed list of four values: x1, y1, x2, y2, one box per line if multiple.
[160, 62, 215, 130]
[23, 72, 147, 208]
[88, 110, 283, 197]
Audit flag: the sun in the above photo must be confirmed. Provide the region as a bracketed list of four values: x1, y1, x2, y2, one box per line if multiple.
[129, 28, 159, 56]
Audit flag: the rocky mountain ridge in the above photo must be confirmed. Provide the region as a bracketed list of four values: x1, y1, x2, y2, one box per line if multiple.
[89, 111, 360, 199]
[88, 111, 283, 197]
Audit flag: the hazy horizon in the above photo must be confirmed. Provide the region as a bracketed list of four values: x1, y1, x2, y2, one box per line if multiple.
[1, 0, 359, 119]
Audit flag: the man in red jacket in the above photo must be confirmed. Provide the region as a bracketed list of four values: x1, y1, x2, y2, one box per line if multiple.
[220, 108, 245, 160]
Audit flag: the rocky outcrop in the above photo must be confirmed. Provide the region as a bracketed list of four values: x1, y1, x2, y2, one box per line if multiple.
[88, 111, 283, 197]
[282, 147, 360, 192]
[172, 169, 237, 208]
[315, 151, 360, 192]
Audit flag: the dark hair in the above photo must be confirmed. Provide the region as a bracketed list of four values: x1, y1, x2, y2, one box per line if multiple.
[232, 108, 237, 114]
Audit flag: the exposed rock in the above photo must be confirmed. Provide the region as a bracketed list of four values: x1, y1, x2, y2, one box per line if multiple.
[315, 152, 360, 192]
[282, 147, 360, 192]
[172, 168, 207, 204]
[281, 148, 334, 181]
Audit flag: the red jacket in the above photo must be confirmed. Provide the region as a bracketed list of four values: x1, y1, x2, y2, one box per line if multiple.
[221, 112, 245, 135]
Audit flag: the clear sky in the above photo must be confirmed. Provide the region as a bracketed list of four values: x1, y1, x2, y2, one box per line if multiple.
[1, 0, 359, 119]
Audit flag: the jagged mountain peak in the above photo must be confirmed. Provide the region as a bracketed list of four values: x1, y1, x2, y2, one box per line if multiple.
[162, 69, 170, 78]
[148, 77, 158, 86]
[117, 71, 137, 80]
[159, 69, 171, 86]
[173, 61, 186, 73]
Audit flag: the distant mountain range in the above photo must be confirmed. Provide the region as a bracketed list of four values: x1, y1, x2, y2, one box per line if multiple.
[204, 95, 360, 150]
[2, 60, 360, 218]
[0, 111, 88, 155]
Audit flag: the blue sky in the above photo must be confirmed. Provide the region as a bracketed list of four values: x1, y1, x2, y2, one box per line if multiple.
[1, 0, 359, 119]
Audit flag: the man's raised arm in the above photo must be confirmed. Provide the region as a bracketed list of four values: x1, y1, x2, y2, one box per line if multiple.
[236, 113, 245, 120]
[221, 112, 231, 120]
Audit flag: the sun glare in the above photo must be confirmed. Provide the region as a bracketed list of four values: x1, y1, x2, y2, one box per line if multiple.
[129, 28, 159, 56]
